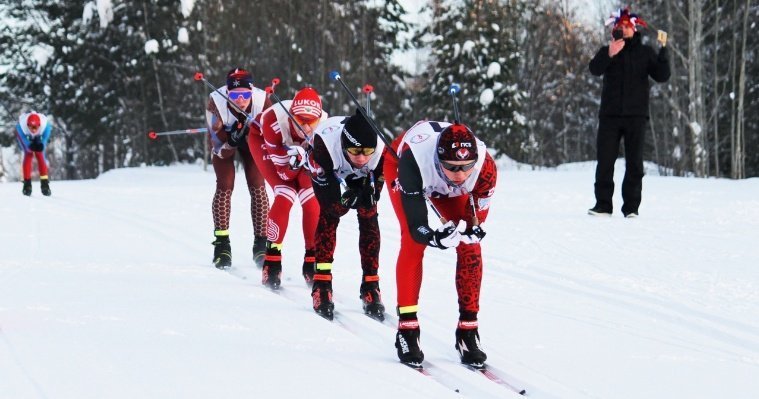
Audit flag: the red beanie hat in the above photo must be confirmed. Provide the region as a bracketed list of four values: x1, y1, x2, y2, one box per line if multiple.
[290, 87, 322, 122]
[437, 123, 478, 161]
[27, 113, 41, 128]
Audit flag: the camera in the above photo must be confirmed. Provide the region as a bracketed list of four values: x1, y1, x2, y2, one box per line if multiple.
[612, 29, 623, 40]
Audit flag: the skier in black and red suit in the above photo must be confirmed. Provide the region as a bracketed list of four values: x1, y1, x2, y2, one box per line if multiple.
[307, 109, 386, 321]
[384, 120, 497, 368]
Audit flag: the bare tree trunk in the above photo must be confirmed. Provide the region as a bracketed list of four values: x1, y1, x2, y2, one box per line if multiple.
[734, 0, 750, 179]
[712, 0, 721, 177]
[687, 0, 707, 177]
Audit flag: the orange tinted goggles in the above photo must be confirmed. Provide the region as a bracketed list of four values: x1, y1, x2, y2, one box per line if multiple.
[345, 147, 376, 156]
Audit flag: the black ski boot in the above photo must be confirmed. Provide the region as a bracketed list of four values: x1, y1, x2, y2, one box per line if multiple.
[262, 242, 282, 290]
[455, 325, 487, 368]
[212, 235, 232, 269]
[360, 276, 385, 321]
[40, 178, 51, 196]
[22, 179, 32, 196]
[302, 249, 316, 287]
[311, 275, 334, 320]
[395, 320, 424, 368]
[252, 235, 266, 269]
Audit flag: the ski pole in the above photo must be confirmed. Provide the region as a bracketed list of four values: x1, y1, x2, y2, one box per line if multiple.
[468, 194, 480, 226]
[449, 83, 461, 123]
[426, 196, 447, 224]
[329, 71, 398, 161]
[193, 72, 255, 123]
[147, 128, 207, 140]
[363, 84, 374, 118]
[265, 78, 310, 140]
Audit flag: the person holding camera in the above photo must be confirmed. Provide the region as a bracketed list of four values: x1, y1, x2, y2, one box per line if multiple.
[588, 8, 670, 218]
[14, 111, 52, 196]
[205, 68, 271, 269]
[306, 109, 386, 321]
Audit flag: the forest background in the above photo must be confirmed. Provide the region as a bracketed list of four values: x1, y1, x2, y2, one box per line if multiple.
[0, 0, 756, 180]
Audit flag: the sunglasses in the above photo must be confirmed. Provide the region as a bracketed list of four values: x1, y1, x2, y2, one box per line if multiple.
[228, 91, 252, 100]
[345, 147, 376, 156]
[440, 160, 476, 172]
[28, 124, 40, 129]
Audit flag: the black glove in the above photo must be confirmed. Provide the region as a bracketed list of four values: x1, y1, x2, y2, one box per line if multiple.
[357, 179, 380, 209]
[226, 122, 248, 148]
[29, 137, 44, 152]
[340, 188, 360, 209]
[460, 225, 486, 244]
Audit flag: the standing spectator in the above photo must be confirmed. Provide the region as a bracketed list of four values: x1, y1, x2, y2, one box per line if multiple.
[384, 121, 497, 368]
[588, 7, 670, 218]
[307, 110, 386, 321]
[15, 111, 53, 196]
[248, 87, 327, 290]
[205, 68, 271, 269]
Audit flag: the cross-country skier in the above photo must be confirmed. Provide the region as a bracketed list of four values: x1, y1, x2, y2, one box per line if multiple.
[205, 68, 271, 269]
[385, 121, 497, 368]
[247, 87, 328, 289]
[15, 111, 53, 196]
[307, 109, 386, 321]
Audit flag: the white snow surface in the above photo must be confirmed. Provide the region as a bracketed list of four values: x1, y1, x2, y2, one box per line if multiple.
[2, 161, 759, 398]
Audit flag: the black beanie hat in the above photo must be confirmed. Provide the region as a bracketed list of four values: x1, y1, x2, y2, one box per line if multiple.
[341, 109, 377, 148]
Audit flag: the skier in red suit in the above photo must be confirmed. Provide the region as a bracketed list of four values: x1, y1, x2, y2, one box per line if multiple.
[384, 121, 497, 368]
[247, 87, 328, 289]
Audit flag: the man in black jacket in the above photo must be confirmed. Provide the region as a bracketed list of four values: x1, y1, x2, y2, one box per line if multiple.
[588, 8, 670, 218]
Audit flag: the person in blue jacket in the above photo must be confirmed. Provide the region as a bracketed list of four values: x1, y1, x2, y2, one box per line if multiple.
[15, 111, 53, 196]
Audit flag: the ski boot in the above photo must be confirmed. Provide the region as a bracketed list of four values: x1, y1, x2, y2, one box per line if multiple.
[262, 242, 282, 290]
[395, 319, 424, 368]
[311, 274, 334, 320]
[455, 321, 487, 368]
[40, 178, 51, 196]
[302, 249, 316, 287]
[252, 235, 266, 269]
[212, 235, 232, 269]
[359, 275, 385, 321]
[22, 179, 32, 196]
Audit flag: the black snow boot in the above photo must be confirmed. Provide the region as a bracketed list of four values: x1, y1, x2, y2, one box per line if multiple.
[22, 179, 32, 196]
[455, 326, 487, 368]
[212, 235, 232, 269]
[262, 242, 282, 290]
[311, 275, 334, 321]
[302, 249, 316, 287]
[359, 276, 385, 321]
[252, 235, 267, 269]
[40, 178, 51, 196]
[395, 320, 424, 368]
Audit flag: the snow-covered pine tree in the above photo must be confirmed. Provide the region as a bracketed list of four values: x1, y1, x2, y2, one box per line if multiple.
[415, 0, 524, 156]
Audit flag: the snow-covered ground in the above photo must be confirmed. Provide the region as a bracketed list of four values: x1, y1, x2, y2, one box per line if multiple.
[2, 160, 758, 398]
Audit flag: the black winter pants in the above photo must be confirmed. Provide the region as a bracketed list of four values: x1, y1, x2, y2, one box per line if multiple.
[593, 116, 646, 215]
